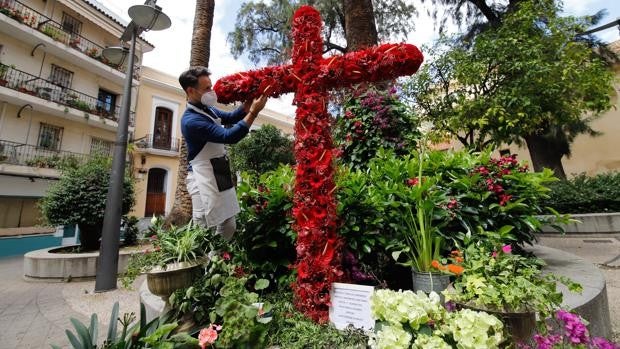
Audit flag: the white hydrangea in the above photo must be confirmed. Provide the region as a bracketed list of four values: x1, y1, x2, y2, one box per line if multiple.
[370, 289, 444, 329]
[368, 324, 412, 349]
[411, 334, 452, 349]
[442, 309, 504, 349]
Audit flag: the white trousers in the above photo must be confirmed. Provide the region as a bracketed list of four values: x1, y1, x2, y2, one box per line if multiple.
[186, 171, 236, 240]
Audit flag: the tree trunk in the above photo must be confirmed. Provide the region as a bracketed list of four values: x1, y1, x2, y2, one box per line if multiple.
[167, 0, 215, 226]
[524, 133, 567, 179]
[190, 0, 215, 66]
[342, 0, 378, 51]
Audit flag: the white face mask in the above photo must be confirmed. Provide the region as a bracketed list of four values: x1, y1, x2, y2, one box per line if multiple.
[200, 90, 218, 106]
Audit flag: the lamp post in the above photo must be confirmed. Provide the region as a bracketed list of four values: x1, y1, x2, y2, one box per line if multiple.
[95, 0, 170, 292]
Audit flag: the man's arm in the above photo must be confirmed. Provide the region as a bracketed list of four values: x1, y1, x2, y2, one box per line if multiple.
[211, 105, 246, 125]
[186, 117, 250, 144]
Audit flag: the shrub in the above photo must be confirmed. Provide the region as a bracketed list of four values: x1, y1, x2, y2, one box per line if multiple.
[542, 172, 620, 213]
[333, 87, 419, 170]
[235, 166, 296, 289]
[229, 124, 294, 180]
[40, 156, 134, 250]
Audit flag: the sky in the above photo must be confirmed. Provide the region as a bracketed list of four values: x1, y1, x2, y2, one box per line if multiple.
[96, 0, 620, 116]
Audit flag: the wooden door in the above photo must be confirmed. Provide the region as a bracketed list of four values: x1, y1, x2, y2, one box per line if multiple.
[145, 168, 167, 217]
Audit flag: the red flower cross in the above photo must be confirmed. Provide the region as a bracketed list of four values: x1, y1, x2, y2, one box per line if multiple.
[214, 6, 424, 322]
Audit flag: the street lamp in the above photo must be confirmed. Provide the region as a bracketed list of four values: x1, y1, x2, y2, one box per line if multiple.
[95, 0, 170, 292]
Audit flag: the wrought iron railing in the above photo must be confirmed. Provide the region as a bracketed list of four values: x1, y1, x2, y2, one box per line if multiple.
[0, 139, 91, 169]
[0, 0, 140, 78]
[0, 63, 130, 124]
[135, 134, 181, 152]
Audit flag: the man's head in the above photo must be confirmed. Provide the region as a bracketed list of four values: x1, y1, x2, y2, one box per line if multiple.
[179, 66, 213, 104]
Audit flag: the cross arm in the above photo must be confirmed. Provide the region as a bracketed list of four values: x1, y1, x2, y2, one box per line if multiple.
[213, 43, 424, 104]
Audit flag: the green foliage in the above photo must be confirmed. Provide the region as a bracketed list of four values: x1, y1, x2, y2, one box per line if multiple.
[122, 220, 215, 288]
[333, 87, 419, 170]
[39, 156, 134, 248]
[229, 124, 294, 179]
[444, 230, 582, 316]
[266, 291, 368, 348]
[228, 0, 416, 65]
[235, 166, 297, 289]
[235, 149, 558, 287]
[51, 302, 198, 349]
[542, 172, 620, 213]
[169, 254, 272, 349]
[403, 0, 614, 154]
[122, 216, 139, 246]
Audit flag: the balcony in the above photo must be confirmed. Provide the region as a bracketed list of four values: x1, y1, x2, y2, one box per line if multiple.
[0, 0, 140, 83]
[0, 63, 136, 128]
[0, 139, 90, 176]
[135, 134, 181, 156]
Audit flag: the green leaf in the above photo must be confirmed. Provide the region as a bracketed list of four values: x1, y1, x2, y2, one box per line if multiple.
[255, 278, 270, 290]
[65, 330, 83, 349]
[70, 318, 92, 349]
[107, 302, 119, 342]
[88, 313, 98, 347]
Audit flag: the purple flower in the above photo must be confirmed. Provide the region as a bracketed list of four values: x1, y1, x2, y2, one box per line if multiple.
[444, 301, 456, 312]
[591, 337, 620, 349]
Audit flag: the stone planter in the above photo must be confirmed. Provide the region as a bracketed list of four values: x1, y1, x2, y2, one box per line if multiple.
[411, 270, 451, 293]
[146, 261, 203, 312]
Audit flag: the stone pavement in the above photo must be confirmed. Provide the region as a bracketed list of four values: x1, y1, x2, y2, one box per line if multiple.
[0, 234, 618, 348]
[0, 256, 142, 349]
[537, 234, 620, 342]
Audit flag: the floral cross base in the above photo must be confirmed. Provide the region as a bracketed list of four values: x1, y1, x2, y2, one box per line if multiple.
[214, 6, 424, 322]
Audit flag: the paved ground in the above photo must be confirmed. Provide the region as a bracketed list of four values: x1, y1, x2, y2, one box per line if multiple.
[0, 234, 618, 348]
[0, 256, 142, 349]
[537, 234, 620, 342]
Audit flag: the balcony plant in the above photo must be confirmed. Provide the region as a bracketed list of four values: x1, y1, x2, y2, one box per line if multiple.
[40, 155, 134, 250]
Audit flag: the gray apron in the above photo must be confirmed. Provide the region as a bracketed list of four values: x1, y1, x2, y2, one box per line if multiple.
[187, 104, 240, 227]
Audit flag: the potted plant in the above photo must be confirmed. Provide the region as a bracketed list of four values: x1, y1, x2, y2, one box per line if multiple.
[123, 218, 212, 311]
[40, 156, 135, 250]
[443, 228, 583, 344]
[389, 129, 453, 293]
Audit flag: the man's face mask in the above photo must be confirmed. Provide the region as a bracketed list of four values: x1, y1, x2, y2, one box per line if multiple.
[201, 90, 218, 106]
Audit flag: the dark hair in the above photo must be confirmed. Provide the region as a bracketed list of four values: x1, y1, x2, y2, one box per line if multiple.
[179, 66, 211, 92]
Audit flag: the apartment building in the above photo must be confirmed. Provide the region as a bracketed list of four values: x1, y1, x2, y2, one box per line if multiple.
[0, 0, 153, 229]
[131, 66, 294, 218]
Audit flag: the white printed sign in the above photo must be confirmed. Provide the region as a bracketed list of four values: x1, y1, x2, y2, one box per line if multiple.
[329, 282, 375, 330]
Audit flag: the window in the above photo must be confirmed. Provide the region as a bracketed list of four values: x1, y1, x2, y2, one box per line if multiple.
[153, 107, 173, 150]
[499, 149, 511, 157]
[61, 12, 82, 36]
[97, 89, 117, 115]
[37, 123, 63, 151]
[49, 64, 73, 88]
[90, 137, 113, 156]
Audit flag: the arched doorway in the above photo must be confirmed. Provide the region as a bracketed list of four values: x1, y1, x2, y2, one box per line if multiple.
[153, 107, 173, 150]
[145, 168, 167, 217]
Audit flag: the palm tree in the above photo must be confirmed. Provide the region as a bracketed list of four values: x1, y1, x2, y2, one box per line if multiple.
[167, 0, 215, 225]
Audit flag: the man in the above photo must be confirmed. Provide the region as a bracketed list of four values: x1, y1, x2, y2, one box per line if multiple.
[179, 66, 268, 240]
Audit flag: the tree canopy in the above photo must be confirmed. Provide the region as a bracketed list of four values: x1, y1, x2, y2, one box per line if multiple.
[403, 0, 614, 177]
[227, 0, 417, 65]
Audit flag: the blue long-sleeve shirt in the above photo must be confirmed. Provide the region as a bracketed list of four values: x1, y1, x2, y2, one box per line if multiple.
[181, 103, 248, 164]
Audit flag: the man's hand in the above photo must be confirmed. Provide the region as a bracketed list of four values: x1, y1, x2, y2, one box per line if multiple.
[248, 95, 268, 117]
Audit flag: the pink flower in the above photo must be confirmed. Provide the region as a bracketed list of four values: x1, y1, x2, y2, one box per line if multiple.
[198, 324, 220, 348]
[491, 251, 498, 258]
[502, 245, 512, 254]
[222, 252, 231, 261]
